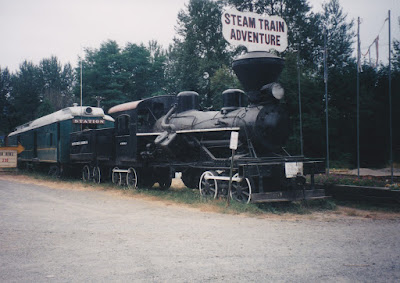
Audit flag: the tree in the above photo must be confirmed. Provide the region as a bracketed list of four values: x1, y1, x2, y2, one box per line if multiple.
[318, 0, 354, 71]
[120, 42, 153, 100]
[78, 40, 163, 111]
[9, 61, 42, 125]
[0, 67, 12, 134]
[209, 65, 241, 109]
[393, 17, 400, 71]
[147, 40, 168, 96]
[78, 40, 125, 110]
[39, 56, 74, 115]
[167, 0, 232, 107]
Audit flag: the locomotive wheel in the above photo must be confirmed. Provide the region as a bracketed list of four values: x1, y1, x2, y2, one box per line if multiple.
[126, 167, 138, 189]
[92, 166, 101, 184]
[157, 174, 172, 190]
[155, 168, 171, 190]
[230, 174, 252, 204]
[199, 171, 218, 199]
[82, 165, 91, 182]
[138, 169, 155, 188]
[112, 167, 121, 186]
[181, 169, 201, 189]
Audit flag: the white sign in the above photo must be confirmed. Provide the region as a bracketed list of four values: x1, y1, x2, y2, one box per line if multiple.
[222, 8, 288, 52]
[230, 131, 239, 150]
[285, 162, 303, 178]
[0, 150, 17, 168]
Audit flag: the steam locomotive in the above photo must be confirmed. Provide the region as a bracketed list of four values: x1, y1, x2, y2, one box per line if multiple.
[8, 51, 325, 203]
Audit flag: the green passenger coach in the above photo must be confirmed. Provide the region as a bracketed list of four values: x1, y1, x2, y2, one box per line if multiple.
[7, 105, 114, 175]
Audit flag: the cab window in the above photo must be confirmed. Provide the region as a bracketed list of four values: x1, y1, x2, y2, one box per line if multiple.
[117, 114, 130, 135]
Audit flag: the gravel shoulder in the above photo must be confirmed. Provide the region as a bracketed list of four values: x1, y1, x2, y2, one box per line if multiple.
[1, 173, 400, 282]
[0, 173, 399, 221]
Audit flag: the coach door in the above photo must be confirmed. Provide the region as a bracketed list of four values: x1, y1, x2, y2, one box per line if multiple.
[33, 131, 38, 159]
[57, 122, 61, 162]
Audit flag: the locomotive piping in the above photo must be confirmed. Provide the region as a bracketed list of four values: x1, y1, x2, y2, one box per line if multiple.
[161, 104, 177, 132]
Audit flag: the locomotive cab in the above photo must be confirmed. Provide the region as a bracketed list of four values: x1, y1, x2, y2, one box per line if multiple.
[108, 95, 177, 165]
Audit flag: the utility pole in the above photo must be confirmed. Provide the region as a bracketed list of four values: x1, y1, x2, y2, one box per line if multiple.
[388, 10, 393, 184]
[357, 17, 361, 179]
[80, 58, 83, 131]
[324, 26, 329, 176]
[297, 43, 304, 156]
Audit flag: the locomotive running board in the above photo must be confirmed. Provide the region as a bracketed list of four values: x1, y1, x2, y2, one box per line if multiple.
[176, 127, 240, 134]
[251, 189, 327, 203]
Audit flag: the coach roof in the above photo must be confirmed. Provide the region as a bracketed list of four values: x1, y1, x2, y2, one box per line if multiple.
[8, 106, 114, 136]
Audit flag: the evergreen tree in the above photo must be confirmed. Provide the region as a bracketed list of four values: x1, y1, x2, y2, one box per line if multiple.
[39, 56, 74, 114]
[167, 0, 232, 107]
[78, 40, 166, 111]
[147, 40, 168, 96]
[0, 67, 12, 134]
[10, 61, 42, 125]
[79, 40, 125, 110]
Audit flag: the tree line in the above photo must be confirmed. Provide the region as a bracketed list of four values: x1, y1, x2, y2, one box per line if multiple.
[0, 0, 399, 167]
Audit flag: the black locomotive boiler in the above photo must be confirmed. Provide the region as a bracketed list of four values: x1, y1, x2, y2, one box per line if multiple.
[70, 51, 325, 203]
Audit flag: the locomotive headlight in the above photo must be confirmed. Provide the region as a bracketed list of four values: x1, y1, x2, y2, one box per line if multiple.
[271, 83, 284, 100]
[260, 83, 285, 100]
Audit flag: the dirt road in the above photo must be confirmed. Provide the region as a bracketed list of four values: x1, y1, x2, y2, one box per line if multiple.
[1, 177, 399, 282]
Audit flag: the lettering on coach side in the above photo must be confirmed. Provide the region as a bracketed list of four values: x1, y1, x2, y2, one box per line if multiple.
[71, 141, 89, 146]
[72, 119, 105, 124]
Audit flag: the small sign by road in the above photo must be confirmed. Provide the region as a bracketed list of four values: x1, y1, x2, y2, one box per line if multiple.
[0, 150, 17, 168]
[0, 144, 25, 168]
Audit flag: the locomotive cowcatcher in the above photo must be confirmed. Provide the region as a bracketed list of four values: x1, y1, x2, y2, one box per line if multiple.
[70, 51, 326, 203]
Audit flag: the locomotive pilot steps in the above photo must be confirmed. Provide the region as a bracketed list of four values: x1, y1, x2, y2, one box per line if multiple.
[67, 51, 326, 203]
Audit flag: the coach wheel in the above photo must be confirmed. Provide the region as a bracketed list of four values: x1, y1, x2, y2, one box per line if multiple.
[199, 171, 218, 199]
[126, 167, 138, 189]
[82, 165, 91, 182]
[48, 165, 60, 178]
[230, 173, 252, 204]
[92, 166, 101, 184]
[112, 167, 121, 186]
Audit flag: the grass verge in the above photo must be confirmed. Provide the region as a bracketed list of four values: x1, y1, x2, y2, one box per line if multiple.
[13, 170, 400, 216]
[18, 171, 338, 216]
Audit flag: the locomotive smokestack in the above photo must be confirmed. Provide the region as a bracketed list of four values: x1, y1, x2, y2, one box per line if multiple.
[232, 51, 284, 104]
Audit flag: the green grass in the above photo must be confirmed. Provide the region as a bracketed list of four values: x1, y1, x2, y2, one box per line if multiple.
[17, 170, 400, 215]
[16, 170, 339, 215]
[314, 174, 388, 187]
[335, 200, 400, 213]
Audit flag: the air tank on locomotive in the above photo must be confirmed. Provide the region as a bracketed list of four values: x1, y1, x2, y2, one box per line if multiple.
[153, 51, 289, 157]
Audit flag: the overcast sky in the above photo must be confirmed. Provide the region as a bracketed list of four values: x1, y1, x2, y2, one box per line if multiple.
[0, 0, 399, 73]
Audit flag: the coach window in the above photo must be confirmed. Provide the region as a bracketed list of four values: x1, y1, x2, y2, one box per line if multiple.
[117, 114, 130, 135]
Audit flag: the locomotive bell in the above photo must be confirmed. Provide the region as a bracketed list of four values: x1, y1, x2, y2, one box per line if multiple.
[232, 52, 284, 104]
